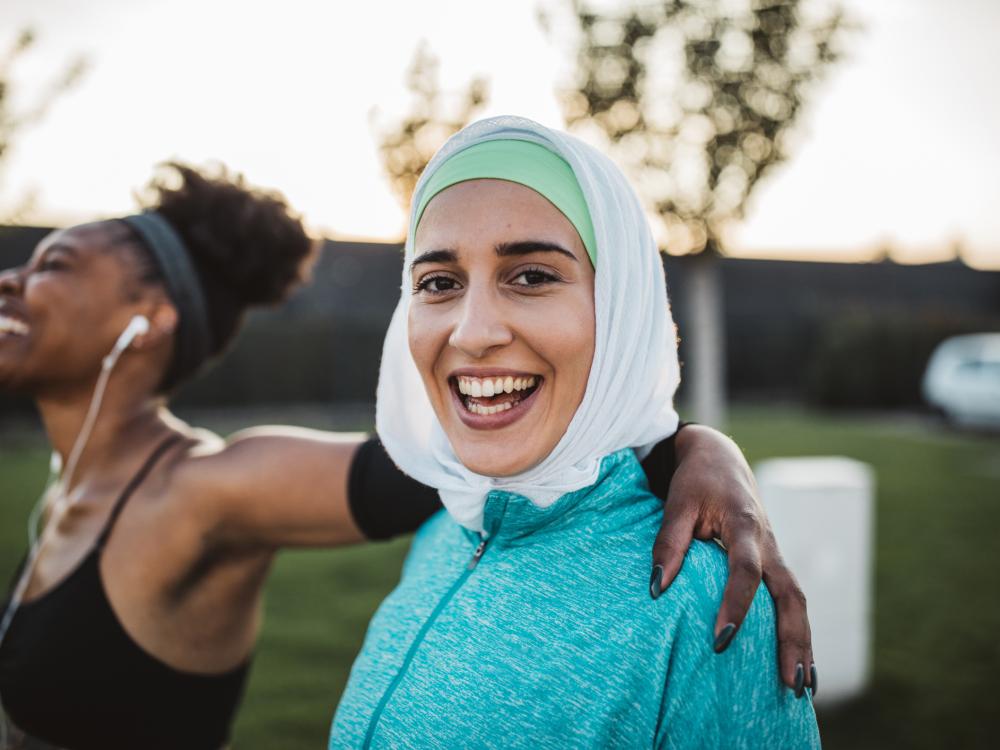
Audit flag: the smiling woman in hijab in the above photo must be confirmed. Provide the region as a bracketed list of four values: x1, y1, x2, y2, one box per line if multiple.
[329, 116, 820, 749]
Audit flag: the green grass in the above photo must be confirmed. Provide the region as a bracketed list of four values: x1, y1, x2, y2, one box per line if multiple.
[1, 406, 997, 749]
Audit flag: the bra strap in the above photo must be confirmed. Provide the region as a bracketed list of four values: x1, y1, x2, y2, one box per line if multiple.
[96, 434, 184, 549]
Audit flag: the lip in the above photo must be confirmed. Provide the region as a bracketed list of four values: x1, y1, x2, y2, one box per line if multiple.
[447, 371, 544, 431]
[0, 300, 29, 323]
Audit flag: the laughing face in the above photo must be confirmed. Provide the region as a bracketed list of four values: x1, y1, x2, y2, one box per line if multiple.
[409, 178, 596, 477]
[0, 223, 151, 395]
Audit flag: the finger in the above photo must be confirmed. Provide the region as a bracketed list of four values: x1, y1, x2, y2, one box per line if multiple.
[766, 568, 813, 693]
[649, 502, 698, 599]
[712, 532, 763, 652]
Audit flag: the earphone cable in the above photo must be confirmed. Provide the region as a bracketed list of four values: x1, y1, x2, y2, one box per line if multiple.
[0, 341, 125, 747]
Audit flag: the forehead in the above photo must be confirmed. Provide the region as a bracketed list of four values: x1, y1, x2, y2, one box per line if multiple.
[34, 222, 115, 258]
[33, 221, 141, 273]
[415, 179, 587, 260]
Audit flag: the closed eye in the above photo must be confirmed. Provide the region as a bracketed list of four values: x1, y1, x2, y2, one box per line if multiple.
[38, 259, 69, 273]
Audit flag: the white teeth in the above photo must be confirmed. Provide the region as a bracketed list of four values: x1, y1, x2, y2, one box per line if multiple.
[466, 401, 513, 416]
[0, 315, 28, 336]
[455, 374, 540, 397]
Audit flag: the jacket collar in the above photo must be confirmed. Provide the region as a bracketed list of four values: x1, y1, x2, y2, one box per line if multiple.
[480, 449, 651, 543]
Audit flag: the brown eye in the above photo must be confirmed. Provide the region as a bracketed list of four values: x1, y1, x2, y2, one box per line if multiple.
[415, 274, 462, 295]
[511, 268, 559, 287]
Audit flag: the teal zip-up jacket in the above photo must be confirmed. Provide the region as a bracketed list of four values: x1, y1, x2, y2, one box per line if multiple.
[330, 449, 820, 749]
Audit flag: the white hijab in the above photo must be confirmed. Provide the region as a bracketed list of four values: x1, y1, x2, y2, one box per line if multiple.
[375, 115, 681, 532]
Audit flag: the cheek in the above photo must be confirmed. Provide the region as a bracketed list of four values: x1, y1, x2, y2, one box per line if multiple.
[556, 318, 595, 403]
[407, 306, 448, 396]
[26, 273, 96, 328]
[528, 291, 595, 406]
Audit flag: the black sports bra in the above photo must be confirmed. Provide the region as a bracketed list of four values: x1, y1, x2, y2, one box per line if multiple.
[0, 436, 250, 750]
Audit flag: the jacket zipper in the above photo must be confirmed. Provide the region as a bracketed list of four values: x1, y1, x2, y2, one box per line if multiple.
[361, 531, 494, 749]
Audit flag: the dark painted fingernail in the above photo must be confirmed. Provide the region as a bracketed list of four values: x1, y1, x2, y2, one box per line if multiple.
[810, 663, 818, 697]
[649, 565, 664, 599]
[713, 623, 737, 653]
[794, 663, 805, 698]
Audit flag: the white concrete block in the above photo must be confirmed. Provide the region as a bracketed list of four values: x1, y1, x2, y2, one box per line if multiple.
[755, 456, 876, 704]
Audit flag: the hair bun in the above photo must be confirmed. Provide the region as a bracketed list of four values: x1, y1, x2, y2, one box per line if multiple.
[147, 162, 315, 309]
[138, 162, 317, 386]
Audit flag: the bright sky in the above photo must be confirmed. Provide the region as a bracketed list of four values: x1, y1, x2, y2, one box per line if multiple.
[1, 0, 998, 268]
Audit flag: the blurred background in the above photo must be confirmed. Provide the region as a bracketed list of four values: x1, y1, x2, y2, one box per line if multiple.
[1, 0, 998, 747]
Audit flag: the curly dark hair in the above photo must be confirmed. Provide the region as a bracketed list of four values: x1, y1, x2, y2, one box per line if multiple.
[120, 161, 316, 391]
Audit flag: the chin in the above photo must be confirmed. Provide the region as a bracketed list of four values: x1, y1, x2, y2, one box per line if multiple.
[0, 367, 32, 395]
[454, 443, 540, 479]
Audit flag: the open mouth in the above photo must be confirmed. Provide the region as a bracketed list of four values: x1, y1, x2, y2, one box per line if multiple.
[449, 373, 542, 423]
[0, 313, 29, 337]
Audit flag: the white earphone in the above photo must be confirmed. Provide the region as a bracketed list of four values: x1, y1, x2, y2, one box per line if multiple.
[115, 314, 151, 352]
[103, 315, 150, 370]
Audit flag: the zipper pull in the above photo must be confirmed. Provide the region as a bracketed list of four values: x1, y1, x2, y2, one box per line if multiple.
[467, 537, 489, 570]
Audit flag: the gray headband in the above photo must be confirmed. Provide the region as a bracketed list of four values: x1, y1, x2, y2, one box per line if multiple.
[121, 212, 212, 385]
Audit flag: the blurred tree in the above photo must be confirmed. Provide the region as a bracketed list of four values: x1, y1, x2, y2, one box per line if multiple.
[372, 43, 488, 212]
[548, 0, 848, 425]
[0, 28, 87, 222]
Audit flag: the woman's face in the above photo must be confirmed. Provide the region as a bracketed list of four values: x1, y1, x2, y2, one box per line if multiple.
[0, 222, 149, 395]
[409, 179, 596, 477]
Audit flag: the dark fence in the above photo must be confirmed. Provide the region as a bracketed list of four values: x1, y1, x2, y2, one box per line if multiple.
[2, 226, 998, 420]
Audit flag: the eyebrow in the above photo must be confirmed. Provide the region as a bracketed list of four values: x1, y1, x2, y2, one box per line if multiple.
[410, 249, 458, 268]
[495, 240, 578, 262]
[410, 240, 578, 269]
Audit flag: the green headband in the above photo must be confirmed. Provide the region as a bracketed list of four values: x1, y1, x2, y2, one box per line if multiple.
[414, 139, 597, 266]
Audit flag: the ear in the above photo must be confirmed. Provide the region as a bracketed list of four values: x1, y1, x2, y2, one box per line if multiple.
[132, 302, 179, 350]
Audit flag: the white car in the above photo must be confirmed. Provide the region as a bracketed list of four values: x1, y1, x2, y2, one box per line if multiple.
[922, 333, 1000, 429]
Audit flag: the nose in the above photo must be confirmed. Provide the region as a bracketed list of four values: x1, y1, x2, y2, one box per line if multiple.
[448, 287, 514, 359]
[0, 266, 24, 296]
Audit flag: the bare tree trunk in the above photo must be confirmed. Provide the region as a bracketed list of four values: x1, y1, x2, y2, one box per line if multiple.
[685, 252, 727, 427]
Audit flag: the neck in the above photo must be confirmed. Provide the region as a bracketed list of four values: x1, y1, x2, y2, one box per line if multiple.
[35, 369, 169, 491]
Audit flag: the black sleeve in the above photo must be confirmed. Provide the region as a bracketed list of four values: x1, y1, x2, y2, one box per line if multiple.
[639, 421, 691, 502]
[350, 422, 691, 539]
[347, 436, 443, 541]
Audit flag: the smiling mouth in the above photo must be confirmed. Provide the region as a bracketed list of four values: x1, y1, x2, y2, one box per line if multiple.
[451, 374, 541, 417]
[0, 314, 29, 337]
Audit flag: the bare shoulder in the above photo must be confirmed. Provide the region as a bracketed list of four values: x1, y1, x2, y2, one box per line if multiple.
[160, 424, 368, 549]
[156, 428, 238, 531]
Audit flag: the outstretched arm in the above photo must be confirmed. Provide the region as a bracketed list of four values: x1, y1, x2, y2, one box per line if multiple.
[178, 428, 443, 550]
[646, 424, 815, 695]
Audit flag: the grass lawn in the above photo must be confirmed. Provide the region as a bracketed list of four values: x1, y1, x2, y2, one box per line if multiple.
[1, 405, 997, 749]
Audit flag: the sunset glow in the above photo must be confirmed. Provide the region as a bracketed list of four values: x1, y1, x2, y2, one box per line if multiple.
[1, 0, 998, 268]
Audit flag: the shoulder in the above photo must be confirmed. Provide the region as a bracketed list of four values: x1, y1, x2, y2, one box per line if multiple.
[656, 538, 775, 652]
[147, 429, 252, 545]
[664, 539, 730, 611]
[162, 430, 229, 504]
[651, 544, 820, 748]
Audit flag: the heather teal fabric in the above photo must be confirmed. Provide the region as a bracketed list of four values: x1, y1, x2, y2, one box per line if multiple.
[329, 450, 820, 749]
